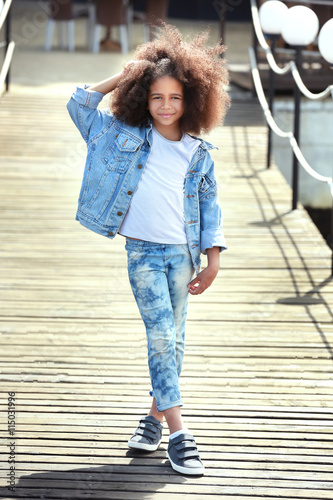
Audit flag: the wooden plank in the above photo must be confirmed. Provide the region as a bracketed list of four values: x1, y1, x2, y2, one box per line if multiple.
[1, 65, 333, 499]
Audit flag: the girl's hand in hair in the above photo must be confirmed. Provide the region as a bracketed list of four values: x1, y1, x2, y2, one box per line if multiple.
[122, 59, 147, 73]
[123, 59, 137, 71]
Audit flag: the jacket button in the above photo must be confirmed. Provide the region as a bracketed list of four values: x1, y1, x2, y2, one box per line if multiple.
[138, 164, 143, 169]
[127, 190, 133, 195]
[108, 231, 114, 236]
[117, 211, 123, 216]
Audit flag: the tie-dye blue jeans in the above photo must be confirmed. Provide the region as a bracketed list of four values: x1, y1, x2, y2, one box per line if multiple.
[125, 238, 195, 412]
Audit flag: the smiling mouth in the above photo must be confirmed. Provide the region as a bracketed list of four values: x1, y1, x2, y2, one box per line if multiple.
[159, 114, 174, 118]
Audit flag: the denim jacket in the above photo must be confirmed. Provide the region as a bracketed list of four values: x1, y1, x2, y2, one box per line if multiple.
[67, 86, 227, 274]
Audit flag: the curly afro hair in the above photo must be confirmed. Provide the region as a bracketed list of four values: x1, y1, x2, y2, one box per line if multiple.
[110, 24, 230, 136]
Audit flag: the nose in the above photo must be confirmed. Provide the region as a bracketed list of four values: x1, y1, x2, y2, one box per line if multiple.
[161, 98, 171, 109]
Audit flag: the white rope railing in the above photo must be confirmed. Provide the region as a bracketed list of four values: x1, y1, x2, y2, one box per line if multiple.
[290, 64, 333, 100]
[297, 0, 333, 5]
[249, 46, 333, 190]
[0, 0, 12, 32]
[250, 0, 333, 100]
[0, 40, 14, 91]
[0, 0, 14, 94]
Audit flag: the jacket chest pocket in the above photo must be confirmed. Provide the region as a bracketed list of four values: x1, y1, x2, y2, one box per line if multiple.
[102, 132, 142, 173]
[198, 175, 216, 201]
[198, 177, 209, 193]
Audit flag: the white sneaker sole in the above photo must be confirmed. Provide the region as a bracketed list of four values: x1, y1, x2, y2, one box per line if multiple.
[167, 451, 205, 475]
[128, 437, 162, 452]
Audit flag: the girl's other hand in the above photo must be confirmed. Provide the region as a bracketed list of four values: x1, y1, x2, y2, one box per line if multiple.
[188, 246, 220, 295]
[187, 265, 219, 295]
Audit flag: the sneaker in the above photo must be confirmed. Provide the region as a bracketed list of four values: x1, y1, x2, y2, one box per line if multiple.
[128, 416, 163, 451]
[167, 432, 205, 475]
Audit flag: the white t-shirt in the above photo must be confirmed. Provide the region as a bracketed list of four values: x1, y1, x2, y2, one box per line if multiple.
[120, 126, 201, 244]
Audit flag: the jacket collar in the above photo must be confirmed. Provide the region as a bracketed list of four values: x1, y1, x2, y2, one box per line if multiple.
[188, 133, 217, 151]
[145, 121, 153, 145]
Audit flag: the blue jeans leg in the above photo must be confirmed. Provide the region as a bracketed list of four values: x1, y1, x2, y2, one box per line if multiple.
[126, 239, 194, 413]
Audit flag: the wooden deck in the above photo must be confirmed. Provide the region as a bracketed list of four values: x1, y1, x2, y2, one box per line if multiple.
[0, 92, 333, 499]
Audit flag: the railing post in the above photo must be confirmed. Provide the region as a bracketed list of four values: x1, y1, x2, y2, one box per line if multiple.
[5, 1, 11, 92]
[267, 36, 277, 169]
[251, 0, 259, 98]
[292, 46, 302, 210]
[331, 193, 333, 276]
[219, 2, 226, 55]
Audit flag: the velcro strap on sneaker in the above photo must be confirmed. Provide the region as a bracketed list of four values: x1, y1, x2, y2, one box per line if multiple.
[139, 418, 159, 430]
[171, 433, 200, 460]
[135, 423, 158, 439]
[172, 433, 195, 445]
[175, 439, 196, 450]
[177, 448, 200, 460]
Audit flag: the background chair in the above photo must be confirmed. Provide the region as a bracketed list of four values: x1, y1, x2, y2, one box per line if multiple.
[45, 0, 75, 51]
[44, 0, 96, 52]
[145, 0, 169, 41]
[92, 0, 129, 54]
[127, 0, 169, 50]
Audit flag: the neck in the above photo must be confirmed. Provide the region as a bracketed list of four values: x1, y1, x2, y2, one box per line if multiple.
[153, 122, 182, 141]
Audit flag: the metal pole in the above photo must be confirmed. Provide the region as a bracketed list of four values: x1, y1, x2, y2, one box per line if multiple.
[292, 46, 302, 211]
[331, 192, 333, 276]
[219, 0, 227, 59]
[251, 0, 259, 98]
[267, 36, 277, 169]
[5, 3, 11, 92]
[219, 4, 226, 41]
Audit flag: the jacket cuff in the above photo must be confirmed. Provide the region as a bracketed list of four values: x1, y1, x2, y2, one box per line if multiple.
[201, 228, 227, 254]
[70, 85, 105, 109]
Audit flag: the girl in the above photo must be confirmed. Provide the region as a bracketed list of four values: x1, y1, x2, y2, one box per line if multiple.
[67, 24, 230, 476]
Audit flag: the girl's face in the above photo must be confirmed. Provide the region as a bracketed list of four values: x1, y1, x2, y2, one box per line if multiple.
[148, 76, 185, 140]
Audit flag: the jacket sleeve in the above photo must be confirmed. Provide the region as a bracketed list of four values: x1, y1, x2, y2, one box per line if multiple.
[66, 85, 114, 143]
[199, 159, 227, 254]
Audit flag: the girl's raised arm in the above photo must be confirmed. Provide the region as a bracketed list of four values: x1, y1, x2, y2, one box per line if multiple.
[88, 73, 122, 95]
[89, 61, 141, 94]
